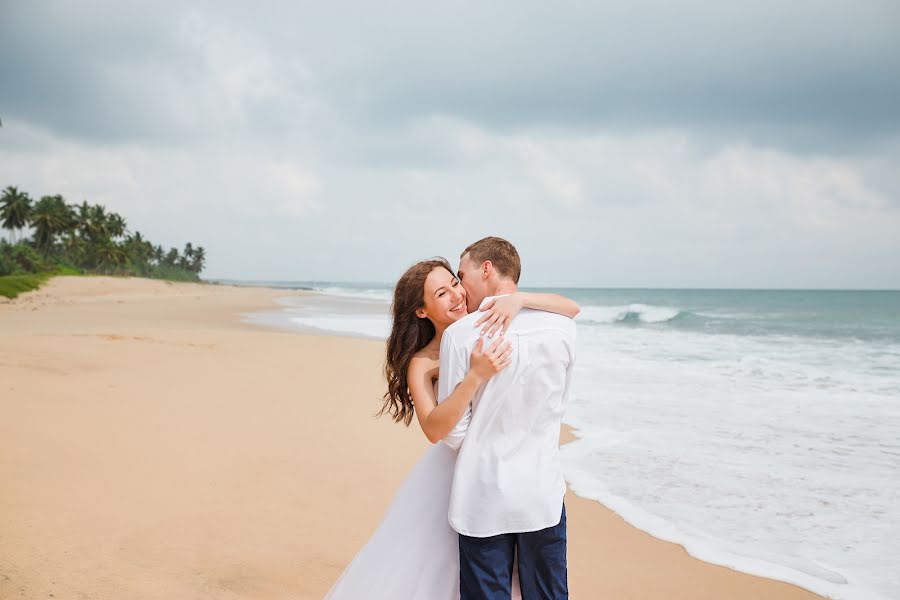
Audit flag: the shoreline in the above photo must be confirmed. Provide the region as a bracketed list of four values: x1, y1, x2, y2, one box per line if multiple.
[0, 276, 830, 599]
[251, 288, 849, 600]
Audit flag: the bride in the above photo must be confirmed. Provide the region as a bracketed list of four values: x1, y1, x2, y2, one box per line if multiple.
[323, 257, 579, 599]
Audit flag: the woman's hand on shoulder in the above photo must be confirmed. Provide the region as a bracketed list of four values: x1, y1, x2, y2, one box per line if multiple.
[468, 335, 513, 383]
[474, 293, 525, 337]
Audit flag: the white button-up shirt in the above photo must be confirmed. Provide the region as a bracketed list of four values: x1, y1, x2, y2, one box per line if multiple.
[438, 296, 577, 537]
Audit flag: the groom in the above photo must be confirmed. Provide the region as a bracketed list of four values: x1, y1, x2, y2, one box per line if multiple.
[437, 236, 576, 599]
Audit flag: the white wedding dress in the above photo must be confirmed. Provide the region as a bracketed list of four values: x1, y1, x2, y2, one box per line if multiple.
[323, 384, 522, 599]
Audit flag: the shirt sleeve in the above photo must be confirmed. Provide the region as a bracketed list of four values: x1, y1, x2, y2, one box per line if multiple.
[560, 323, 577, 409]
[438, 330, 470, 451]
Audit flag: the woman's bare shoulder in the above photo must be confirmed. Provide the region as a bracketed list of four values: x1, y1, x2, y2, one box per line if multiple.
[409, 351, 440, 385]
[412, 343, 440, 360]
[409, 351, 437, 370]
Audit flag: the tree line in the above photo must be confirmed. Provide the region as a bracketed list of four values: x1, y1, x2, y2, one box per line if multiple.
[0, 185, 205, 281]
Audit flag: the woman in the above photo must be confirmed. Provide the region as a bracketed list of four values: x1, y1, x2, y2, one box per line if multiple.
[324, 258, 580, 599]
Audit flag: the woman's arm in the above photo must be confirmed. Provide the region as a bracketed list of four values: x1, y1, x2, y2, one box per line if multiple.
[408, 337, 512, 443]
[475, 292, 581, 336]
[521, 292, 581, 318]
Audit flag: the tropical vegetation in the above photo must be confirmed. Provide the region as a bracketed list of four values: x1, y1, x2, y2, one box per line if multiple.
[1, 185, 206, 296]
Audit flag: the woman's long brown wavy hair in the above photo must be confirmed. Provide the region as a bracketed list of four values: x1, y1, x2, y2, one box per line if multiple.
[379, 257, 454, 426]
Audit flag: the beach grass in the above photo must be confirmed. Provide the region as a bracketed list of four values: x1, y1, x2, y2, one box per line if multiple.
[0, 265, 81, 299]
[0, 273, 52, 299]
[0, 267, 213, 299]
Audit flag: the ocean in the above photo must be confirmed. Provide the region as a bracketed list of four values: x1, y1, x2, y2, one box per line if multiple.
[227, 280, 900, 600]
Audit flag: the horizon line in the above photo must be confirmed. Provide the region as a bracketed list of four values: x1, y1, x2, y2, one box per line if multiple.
[207, 278, 900, 293]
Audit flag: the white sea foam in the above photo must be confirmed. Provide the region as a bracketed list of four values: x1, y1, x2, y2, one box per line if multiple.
[289, 315, 390, 339]
[315, 286, 392, 303]
[578, 303, 681, 324]
[565, 324, 900, 600]
[562, 433, 893, 600]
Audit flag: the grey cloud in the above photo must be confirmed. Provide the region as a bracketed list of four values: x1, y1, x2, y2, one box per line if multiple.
[0, 3, 182, 142]
[2, 1, 899, 154]
[0, 2, 315, 144]
[321, 2, 900, 152]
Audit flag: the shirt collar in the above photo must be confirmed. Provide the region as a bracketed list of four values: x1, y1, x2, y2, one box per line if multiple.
[477, 293, 512, 310]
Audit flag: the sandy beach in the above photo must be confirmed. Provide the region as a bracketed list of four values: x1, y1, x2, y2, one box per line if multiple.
[0, 276, 829, 599]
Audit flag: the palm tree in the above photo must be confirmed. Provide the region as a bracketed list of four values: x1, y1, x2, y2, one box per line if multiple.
[2, 186, 207, 279]
[124, 231, 156, 269]
[88, 205, 110, 241]
[62, 230, 86, 265]
[165, 247, 179, 267]
[191, 246, 206, 273]
[107, 212, 127, 239]
[124, 231, 145, 260]
[142, 240, 154, 262]
[180, 242, 194, 270]
[75, 201, 94, 240]
[1, 186, 33, 243]
[95, 238, 125, 273]
[30, 195, 72, 254]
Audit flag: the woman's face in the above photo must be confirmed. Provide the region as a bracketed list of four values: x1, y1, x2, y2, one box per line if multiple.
[417, 266, 468, 327]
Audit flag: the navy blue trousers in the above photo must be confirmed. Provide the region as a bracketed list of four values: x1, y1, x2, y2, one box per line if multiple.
[459, 503, 567, 600]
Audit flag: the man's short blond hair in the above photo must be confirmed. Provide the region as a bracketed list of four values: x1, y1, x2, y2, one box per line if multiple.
[461, 236, 521, 284]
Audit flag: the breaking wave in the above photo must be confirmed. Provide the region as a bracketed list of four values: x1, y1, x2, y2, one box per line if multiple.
[578, 303, 683, 325]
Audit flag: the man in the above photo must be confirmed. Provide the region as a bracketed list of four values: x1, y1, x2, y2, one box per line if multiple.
[437, 236, 576, 599]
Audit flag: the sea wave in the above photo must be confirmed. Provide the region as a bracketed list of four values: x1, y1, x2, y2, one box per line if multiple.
[289, 315, 390, 339]
[578, 303, 683, 324]
[314, 286, 393, 302]
[560, 433, 883, 600]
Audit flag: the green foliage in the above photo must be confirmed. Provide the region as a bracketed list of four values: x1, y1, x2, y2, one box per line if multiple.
[0, 186, 207, 283]
[31, 194, 74, 253]
[0, 273, 50, 299]
[146, 263, 202, 282]
[54, 263, 82, 276]
[0, 248, 13, 276]
[0, 240, 52, 275]
[0, 186, 33, 243]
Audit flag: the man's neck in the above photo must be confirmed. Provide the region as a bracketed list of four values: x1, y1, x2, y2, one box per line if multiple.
[488, 280, 518, 298]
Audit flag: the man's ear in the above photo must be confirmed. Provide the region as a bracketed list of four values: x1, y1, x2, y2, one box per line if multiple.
[481, 260, 492, 280]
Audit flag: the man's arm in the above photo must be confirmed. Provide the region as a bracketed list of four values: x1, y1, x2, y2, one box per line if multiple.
[438, 330, 471, 451]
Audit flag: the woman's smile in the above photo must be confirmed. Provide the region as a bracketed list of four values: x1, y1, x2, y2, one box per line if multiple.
[449, 299, 466, 315]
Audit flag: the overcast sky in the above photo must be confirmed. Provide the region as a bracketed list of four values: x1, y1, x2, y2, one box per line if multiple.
[2, 1, 899, 288]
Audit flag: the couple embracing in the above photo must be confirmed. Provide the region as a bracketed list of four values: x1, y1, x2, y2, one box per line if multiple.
[324, 237, 579, 600]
